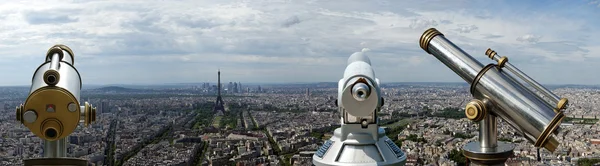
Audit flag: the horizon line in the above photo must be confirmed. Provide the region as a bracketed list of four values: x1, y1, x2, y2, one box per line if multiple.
[1, 81, 599, 88]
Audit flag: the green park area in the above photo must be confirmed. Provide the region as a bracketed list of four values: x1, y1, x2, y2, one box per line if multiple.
[383, 118, 414, 128]
[564, 117, 599, 124]
[212, 116, 222, 128]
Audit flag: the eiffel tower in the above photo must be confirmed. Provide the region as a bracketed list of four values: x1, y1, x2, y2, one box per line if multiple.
[214, 70, 225, 116]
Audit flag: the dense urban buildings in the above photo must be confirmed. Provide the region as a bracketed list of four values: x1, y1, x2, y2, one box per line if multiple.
[0, 83, 599, 165]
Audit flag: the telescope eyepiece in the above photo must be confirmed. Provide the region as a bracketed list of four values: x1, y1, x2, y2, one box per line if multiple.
[40, 118, 63, 140]
[45, 128, 57, 139]
[43, 70, 60, 86]
[351, 82, 370, 101]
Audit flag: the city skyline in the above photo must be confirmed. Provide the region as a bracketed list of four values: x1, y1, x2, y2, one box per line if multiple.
[1, 0, 599, 86]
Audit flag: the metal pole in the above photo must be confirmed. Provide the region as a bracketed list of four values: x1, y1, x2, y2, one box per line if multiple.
[480, 115, 497, 151]
[44, 138, 67, 158]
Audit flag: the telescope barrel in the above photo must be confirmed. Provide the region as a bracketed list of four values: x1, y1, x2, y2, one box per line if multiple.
[420, 28, 564, 152]
[419, 29, 484, 83]
[48, 53, 60, 72]
[486, 48, 567, 111]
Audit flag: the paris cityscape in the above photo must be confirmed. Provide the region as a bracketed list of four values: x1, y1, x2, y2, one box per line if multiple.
[0, 70, 599, 166]
[1, 0, 600, 166]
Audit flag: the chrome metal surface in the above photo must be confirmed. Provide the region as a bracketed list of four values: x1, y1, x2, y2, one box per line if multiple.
[474, 67, 557, 148]
[31, 61, 81, 101]
[490, 54, 561, 107]
[79, 106, 86, 123]
[43, 139, 67, 158]
[44, 140, 55, 158]
[426, 34, 484, 83]
[313, 128, 406, 166]
[421, 29, 563, 151]
[352, 82, 370, 101]
[480, 114, 497, 150]
[58, 138, 66, 157]
[23, 110, 37, 124]
[48, 53, 60, 71]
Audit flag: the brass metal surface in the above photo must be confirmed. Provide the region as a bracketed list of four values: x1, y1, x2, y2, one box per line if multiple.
[465, 99, 487, 122]
[16, 104, 23, 123]
[40, 119, 62, 140]
[46, 44, 74, 64]
[557, 98, 568, 111]
[497, 56, 508, 68]
[533, 111, 564, 152]
[470, 64, 496, 95]
[419, 28, 443, 54]
[83, 102, 96, 127]
[23, 86, 80, 141]
[45, 47, 64, 62]
[485, 48, 497, 59]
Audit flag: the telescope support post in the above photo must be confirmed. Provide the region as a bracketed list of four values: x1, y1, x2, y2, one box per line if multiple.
[44, 139, 67, 158]
[463, 114, 514, 166]
[480, 115, 497, 150]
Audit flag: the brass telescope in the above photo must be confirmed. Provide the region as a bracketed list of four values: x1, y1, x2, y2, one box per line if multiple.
[420, 28, 567, 165]
[16, 45, 96, 166]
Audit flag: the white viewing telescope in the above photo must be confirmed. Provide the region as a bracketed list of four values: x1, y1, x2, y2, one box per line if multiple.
[312, 50, 407, 166]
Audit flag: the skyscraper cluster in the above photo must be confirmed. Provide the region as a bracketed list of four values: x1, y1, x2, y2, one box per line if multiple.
[227, 82, 243, 93]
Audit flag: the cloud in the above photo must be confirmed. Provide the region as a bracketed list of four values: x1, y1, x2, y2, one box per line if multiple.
[440, 20, 453, 24]
[23, 10, 79, 25]
[409, 18, 438, 30]
[0, 0, 598, 85]
[282, 15, 301, 27]
[456, 25, 478, 33]
[482, 34, 503, 39]
[517, 34, 542, 43]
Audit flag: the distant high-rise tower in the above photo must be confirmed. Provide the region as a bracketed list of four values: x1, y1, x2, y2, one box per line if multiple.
[233, 82, 238, 93]
[100, 101, 109, 114]
[306, 88, 310, 98]
[228, 82, 233, 93]
[214, 70, 225, 115]
[238, 82, 242, 93]
[258, 85, 262, 93]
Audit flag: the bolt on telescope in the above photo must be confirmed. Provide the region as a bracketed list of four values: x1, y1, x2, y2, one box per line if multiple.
[15, 45, 96, 166]
[420, 28, 567, 165]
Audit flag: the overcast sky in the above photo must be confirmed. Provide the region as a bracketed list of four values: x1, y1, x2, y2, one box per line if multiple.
[1, 0, 599, 86]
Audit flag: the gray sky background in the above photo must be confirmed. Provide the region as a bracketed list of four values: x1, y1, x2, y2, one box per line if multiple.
[1, 0, 600, 86]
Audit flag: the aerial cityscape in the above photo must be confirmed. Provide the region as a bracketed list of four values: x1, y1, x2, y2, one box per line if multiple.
[1, 70, 599, 165]
[1, 0, 600, 166]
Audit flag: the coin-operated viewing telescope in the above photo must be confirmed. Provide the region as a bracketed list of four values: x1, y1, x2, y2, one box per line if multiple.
[312, 50, 406, 166]
[15, 45, 96, 166]
[420, 28, 567, 165]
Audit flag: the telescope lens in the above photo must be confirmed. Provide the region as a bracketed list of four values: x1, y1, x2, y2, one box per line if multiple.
[45, 128, 57, 139]
[47, 75, 56, 84]
[352, 83, 370, 101]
